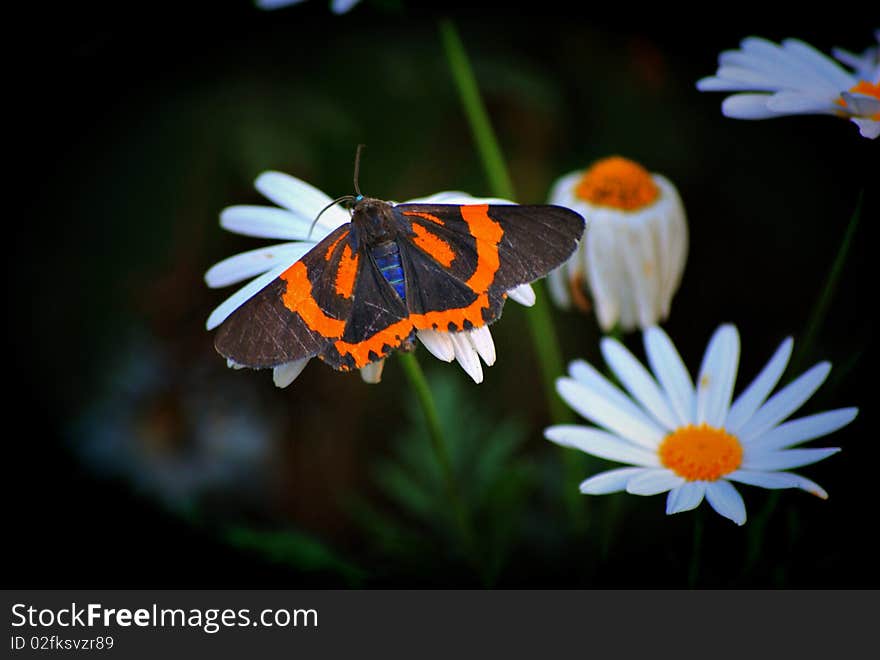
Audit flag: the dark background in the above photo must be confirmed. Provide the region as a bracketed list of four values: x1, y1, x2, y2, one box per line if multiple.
[8, 2, 877, 587]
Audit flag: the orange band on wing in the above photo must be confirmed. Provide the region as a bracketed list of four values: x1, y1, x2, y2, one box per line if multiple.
[324, 232, 346, 261]
[460, 205, 502, 291]
[403, 210, 445, 226]
[411, 224, 455, 267]
[335, 244, 359, 298]
[334, 318, 413, 369]
[281, 261, 346, 337]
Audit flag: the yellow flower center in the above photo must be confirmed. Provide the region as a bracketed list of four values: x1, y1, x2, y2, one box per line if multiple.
[658, 424, 743, 481]
[837, 80, 880, 119]
[573, 156, 660, 211]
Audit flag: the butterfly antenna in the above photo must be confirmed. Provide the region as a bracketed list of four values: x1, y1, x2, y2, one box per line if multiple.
[353, 143, 365, 198]
[308, 195, 356, 239]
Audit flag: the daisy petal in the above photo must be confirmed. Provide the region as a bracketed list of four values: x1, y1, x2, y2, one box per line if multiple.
[666, 481, 707, 514]
[579, 467, 646, 494]
[204, 242, 311, 288]
[416, 329, 455, 362]
[544, 426, 661, 467]
[736, 362, 831, 442]
[742, 447, 840, 471]
[254, 171, 340, 224]
[726, 469, 828, 499]
[766, 92, 838, 115]
[695, 324, 740, 428]
[359, 359, 385, 384]
[507, 283, 536, 306]
[852, 118, 880, 139]
[272, 359, 309, 388]
[601, 337, 679, 431]
[726, 337, 793, 433]
[705, 480, 746, 525]
[220, 205, 316, 240]
[449, 332, 483, 383]
[644, 326, 696, 426]
[567, 359, 665, 439]
[625, 469, 684, 496]
[206, 262, 291, 330]
[746, 407, 858, 451]
[721, 93, 778, 119]
[468, 326, 496, 366]
[556, 378, 666, 449]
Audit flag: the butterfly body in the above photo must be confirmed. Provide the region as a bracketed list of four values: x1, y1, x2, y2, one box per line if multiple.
[214, 197, 585, 372]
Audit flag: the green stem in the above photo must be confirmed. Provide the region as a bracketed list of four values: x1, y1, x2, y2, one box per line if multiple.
[397, 353, 478, 562]
[438, 17, 582, 527]
[745, 191, 863, 575]
[790, 190, 863, 374]
[437, 19, 515, 200]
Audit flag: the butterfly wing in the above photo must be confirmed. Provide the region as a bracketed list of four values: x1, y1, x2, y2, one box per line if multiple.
[214, 223, 413, 371]
[393, 203, 584, 331]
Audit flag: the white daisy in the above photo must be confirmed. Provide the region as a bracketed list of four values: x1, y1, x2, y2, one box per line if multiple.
[545, 324, 857, 525]
[547, 156, 688, 333]
[256, 0, 361, 14]
[697, 34, 880, 139]
[205, 171, 535, 387]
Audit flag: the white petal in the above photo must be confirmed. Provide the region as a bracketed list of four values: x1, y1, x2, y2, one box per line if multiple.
[254, 171, 348, 230]
[705, 480, 746, 525]
[726, 469, 828, 499]
[601, 337, 679, 431]
[449, 332, 483, 383]
[584, 218, 623, 331]
[544, 425, 660, 467]
[272, 359, 309, 388]
[359, 359, 385, 384]
[852, 118, 880, 139]
[746, 408, 857, 451]
[468, 326, 496, 366]
[666, 481, 706, 514]
[416, 329, 455, 362]
[546, 267, 571, 308]
[625, 469, 684, 495]
[556, 378, 666, 449]
[507, 283, 536, 306]
[220, 205, 318, 240]
[737, 362, 831, 442]
[206, 262, 291, 330]
[257, 0, 307, 9]
[579, 467, 646, 494]
[781, 38, 857, 91]
[204, 242, 311, 288]
[766, 91, 839, 115]
[721, 93, 779, 119]
[742, 447, 840, 471]
[695, 324, 740, 428]
[567, 359, 665, 440]
[644, 325, 696, 426]
[726, 337, 793, 433]
[331, 0, 360, 13]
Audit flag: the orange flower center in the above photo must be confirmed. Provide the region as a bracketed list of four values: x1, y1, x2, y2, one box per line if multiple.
[573, 156, 660, 211]
[658, 424, 743, 481]
[837, 80, 880, 119]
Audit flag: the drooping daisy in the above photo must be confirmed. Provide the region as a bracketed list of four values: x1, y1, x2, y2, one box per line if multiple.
[205, 171, 536, 387]
[545, 324, 857, 525]
[547, 156, 688, 333]
[697, 34, 880, 139]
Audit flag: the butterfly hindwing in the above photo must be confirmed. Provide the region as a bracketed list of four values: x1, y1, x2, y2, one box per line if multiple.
[393, 203, 584, 331]
[214, 224, 357, 369]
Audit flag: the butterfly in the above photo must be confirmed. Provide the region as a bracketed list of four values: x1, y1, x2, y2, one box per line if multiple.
[211, 191, 585, 373]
